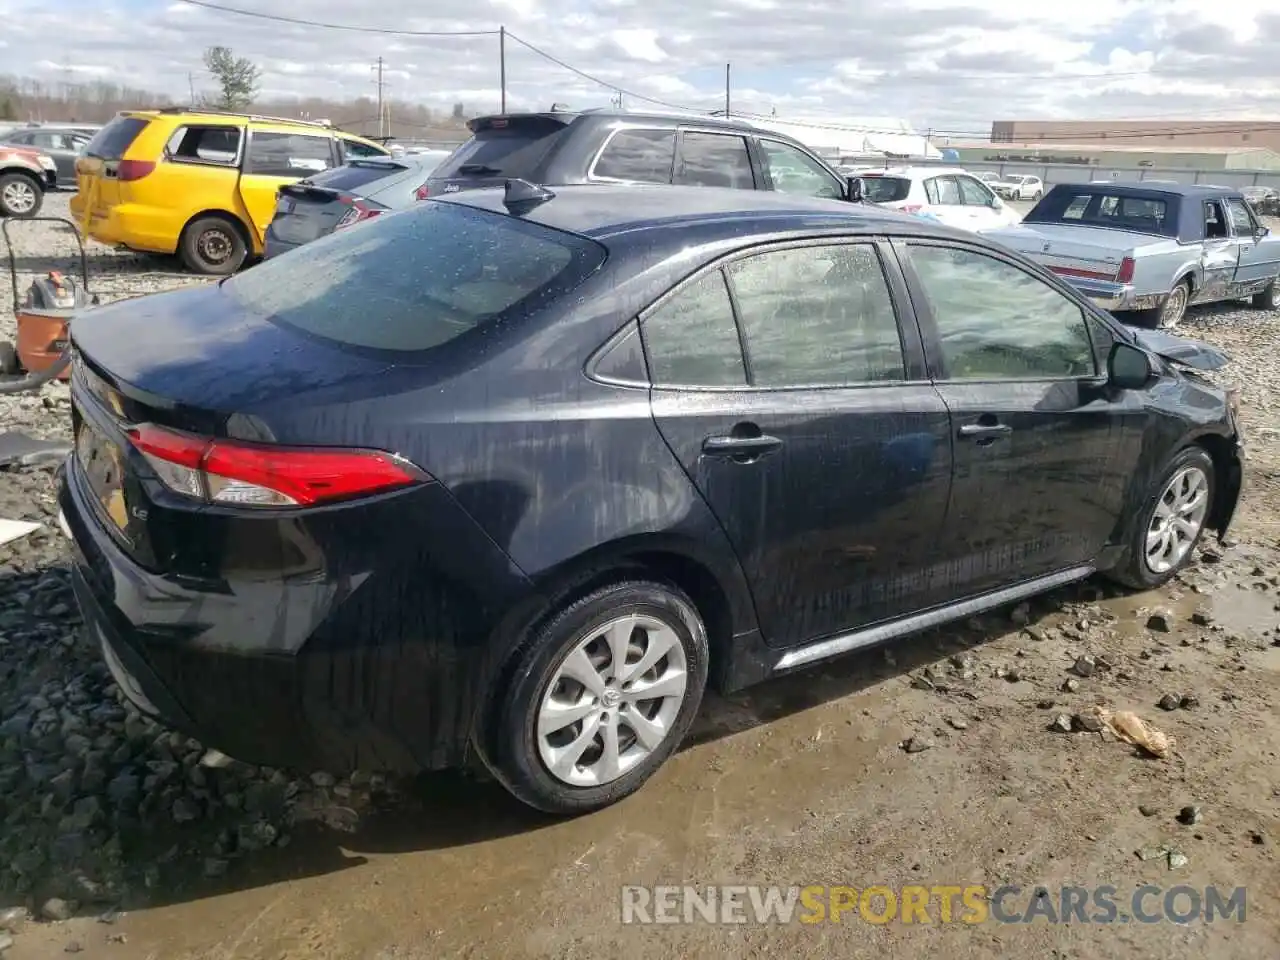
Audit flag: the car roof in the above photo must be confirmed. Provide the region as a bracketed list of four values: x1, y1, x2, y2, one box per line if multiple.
[1054, 181, 1240, 200]
[434, 182, 969, 243]
[469, 107, 771, 137]
[862, 166, 970, 179]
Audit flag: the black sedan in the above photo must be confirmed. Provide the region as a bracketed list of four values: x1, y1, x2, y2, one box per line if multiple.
[59, 182, 1243, 814]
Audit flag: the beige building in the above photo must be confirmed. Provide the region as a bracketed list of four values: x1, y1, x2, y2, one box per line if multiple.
[991, 119, 1280, 154]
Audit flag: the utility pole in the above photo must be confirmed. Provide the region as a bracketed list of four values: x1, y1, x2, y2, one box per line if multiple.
[374, 56, 386, 138]
[188, 72, 196, 107]
[724, 63, 731, 118]
[499, 27, 507, 113]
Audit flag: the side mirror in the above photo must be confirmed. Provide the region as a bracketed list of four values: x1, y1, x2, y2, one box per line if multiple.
[1108, 342, 1153, 390]
[1257, 225, 1270, 238]
[846, 176, 863, 203]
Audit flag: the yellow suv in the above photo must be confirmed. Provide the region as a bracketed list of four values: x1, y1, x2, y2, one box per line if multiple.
[71, 109, 389, 275]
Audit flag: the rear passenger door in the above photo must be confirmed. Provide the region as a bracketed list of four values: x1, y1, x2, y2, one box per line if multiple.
[897, 239, 1144, 597]
[922, 175, 967, 229]
[673, 130, 756, 190]
[238, 128, 339, 246]
[642, 239, 954, 649]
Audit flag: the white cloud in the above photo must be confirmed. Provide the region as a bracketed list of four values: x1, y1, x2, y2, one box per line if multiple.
[2, 0, 1280, 135]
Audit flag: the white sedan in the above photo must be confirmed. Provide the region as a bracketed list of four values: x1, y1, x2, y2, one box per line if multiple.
[857, 166, 1023, 232]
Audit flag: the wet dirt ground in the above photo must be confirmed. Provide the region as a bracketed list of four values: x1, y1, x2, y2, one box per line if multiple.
[3, 198, 1279, 959]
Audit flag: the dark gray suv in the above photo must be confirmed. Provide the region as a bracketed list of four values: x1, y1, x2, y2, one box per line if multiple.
[416, 108, 864, 204]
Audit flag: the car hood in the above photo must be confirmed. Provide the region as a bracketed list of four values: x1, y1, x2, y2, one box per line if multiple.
[1131, 329, 1231, 371]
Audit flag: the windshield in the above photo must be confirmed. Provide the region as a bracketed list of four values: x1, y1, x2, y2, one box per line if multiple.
[223, 201, 606, 354]
[432, 117, 569, 180]
[858, 176, 912, 203]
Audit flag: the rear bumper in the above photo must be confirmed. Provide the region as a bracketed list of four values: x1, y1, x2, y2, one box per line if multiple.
[59, 453, 538, 775]
[1059, 277, 1165, 313]
[69, 200, 181, 255]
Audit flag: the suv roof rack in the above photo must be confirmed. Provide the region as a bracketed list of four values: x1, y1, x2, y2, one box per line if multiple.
[155, 106, 333, 128]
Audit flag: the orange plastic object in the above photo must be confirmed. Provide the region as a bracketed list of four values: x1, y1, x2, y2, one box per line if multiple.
[15, 309, 72, 380]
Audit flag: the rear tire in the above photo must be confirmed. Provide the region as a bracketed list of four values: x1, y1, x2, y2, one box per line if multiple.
[1143, 278, 1191, 330]
[484, 579, 709, 815]
[1104, 445, 1215, 591]
[1250, 280, 1279, 310]
[179, 215, 248, 276]
[0, 172, 43, 218]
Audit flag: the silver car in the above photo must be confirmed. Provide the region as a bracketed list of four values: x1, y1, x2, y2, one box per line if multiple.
[0, 125, 94, 187]
[982, 182, 1280, 328]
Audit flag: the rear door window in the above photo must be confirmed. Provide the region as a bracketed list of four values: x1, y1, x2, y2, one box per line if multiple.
[675, 132, 755, 190]
[640, 271, 747, 387]
[84, 116, 150, 159]
[431, 117, 569, 179]
[591, 129, 676, 183]
[223, 201, 607, 354]
[247, 132, 335, 177]
[726, 243, 906, 386]
[165, 125, 243, 167]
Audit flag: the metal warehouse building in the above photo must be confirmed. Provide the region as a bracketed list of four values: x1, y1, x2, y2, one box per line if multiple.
[944, 140, 1280, 171]
[991, 119, 1280, 155]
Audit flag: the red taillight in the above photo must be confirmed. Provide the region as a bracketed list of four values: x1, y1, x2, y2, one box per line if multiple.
[414, 182, 430, 201]
[900, 204, 924, 215]
[116, 159, 156, 182]
[127, 423, 426, 508]
[1115, 256, 1136, 284]
[335, 197, 384, 229]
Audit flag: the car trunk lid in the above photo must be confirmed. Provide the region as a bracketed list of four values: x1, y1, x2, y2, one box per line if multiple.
[981, 222, 1146, 281]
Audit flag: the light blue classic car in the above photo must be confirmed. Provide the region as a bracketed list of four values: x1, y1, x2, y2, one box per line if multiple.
[981, 182, 1280, 328]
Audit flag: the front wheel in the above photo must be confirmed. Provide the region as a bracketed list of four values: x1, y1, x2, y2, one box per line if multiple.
[1250, 280, 1279, 310]
[484, 580, 709, 814]
[0, 172, 43, 218]
[1104, 445, 1215, 590]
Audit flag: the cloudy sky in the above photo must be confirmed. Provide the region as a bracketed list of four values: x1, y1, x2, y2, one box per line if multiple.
[3, 0, 1280, 135]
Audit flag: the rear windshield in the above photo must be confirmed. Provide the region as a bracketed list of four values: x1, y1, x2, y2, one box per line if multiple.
[223, 201, 606, 354]
[858, 175, 911, 203]
[302, 160, 407, 192]
[1026, 189, 1173, 234]
[85, 116, 150, 160]
[431, 118, 569, 180]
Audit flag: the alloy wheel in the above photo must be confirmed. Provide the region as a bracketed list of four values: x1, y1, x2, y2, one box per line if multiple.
[1, 179, 36, 215]
[536, 613, 688, 787]
[1145, 464, 1210, 574]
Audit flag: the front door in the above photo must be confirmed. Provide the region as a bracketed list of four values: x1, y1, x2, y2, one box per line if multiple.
[642, 239, 953, 648]
[897, 239, 1145, 597]
[1225, 197, 1280, 286]
[1199, 199, 1240, 301]
[238, 128, 339, 246]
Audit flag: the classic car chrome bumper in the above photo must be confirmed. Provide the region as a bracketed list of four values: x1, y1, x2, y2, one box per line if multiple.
[1058, 277, 1166, 314]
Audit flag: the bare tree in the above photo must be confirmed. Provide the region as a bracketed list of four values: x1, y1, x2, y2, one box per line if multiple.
[202, 46, 261, 111]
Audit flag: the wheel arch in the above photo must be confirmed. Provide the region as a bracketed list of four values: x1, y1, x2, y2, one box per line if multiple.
[1189, 430, 1243, 535]
[467, 533, 757, 764]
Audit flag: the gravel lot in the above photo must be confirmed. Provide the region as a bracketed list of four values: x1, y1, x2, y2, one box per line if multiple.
[0, 194, 1277, 959]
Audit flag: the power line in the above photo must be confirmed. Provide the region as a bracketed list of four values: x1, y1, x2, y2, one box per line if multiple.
[504, 32, 717, 113]
[174, 0, 500, 36]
